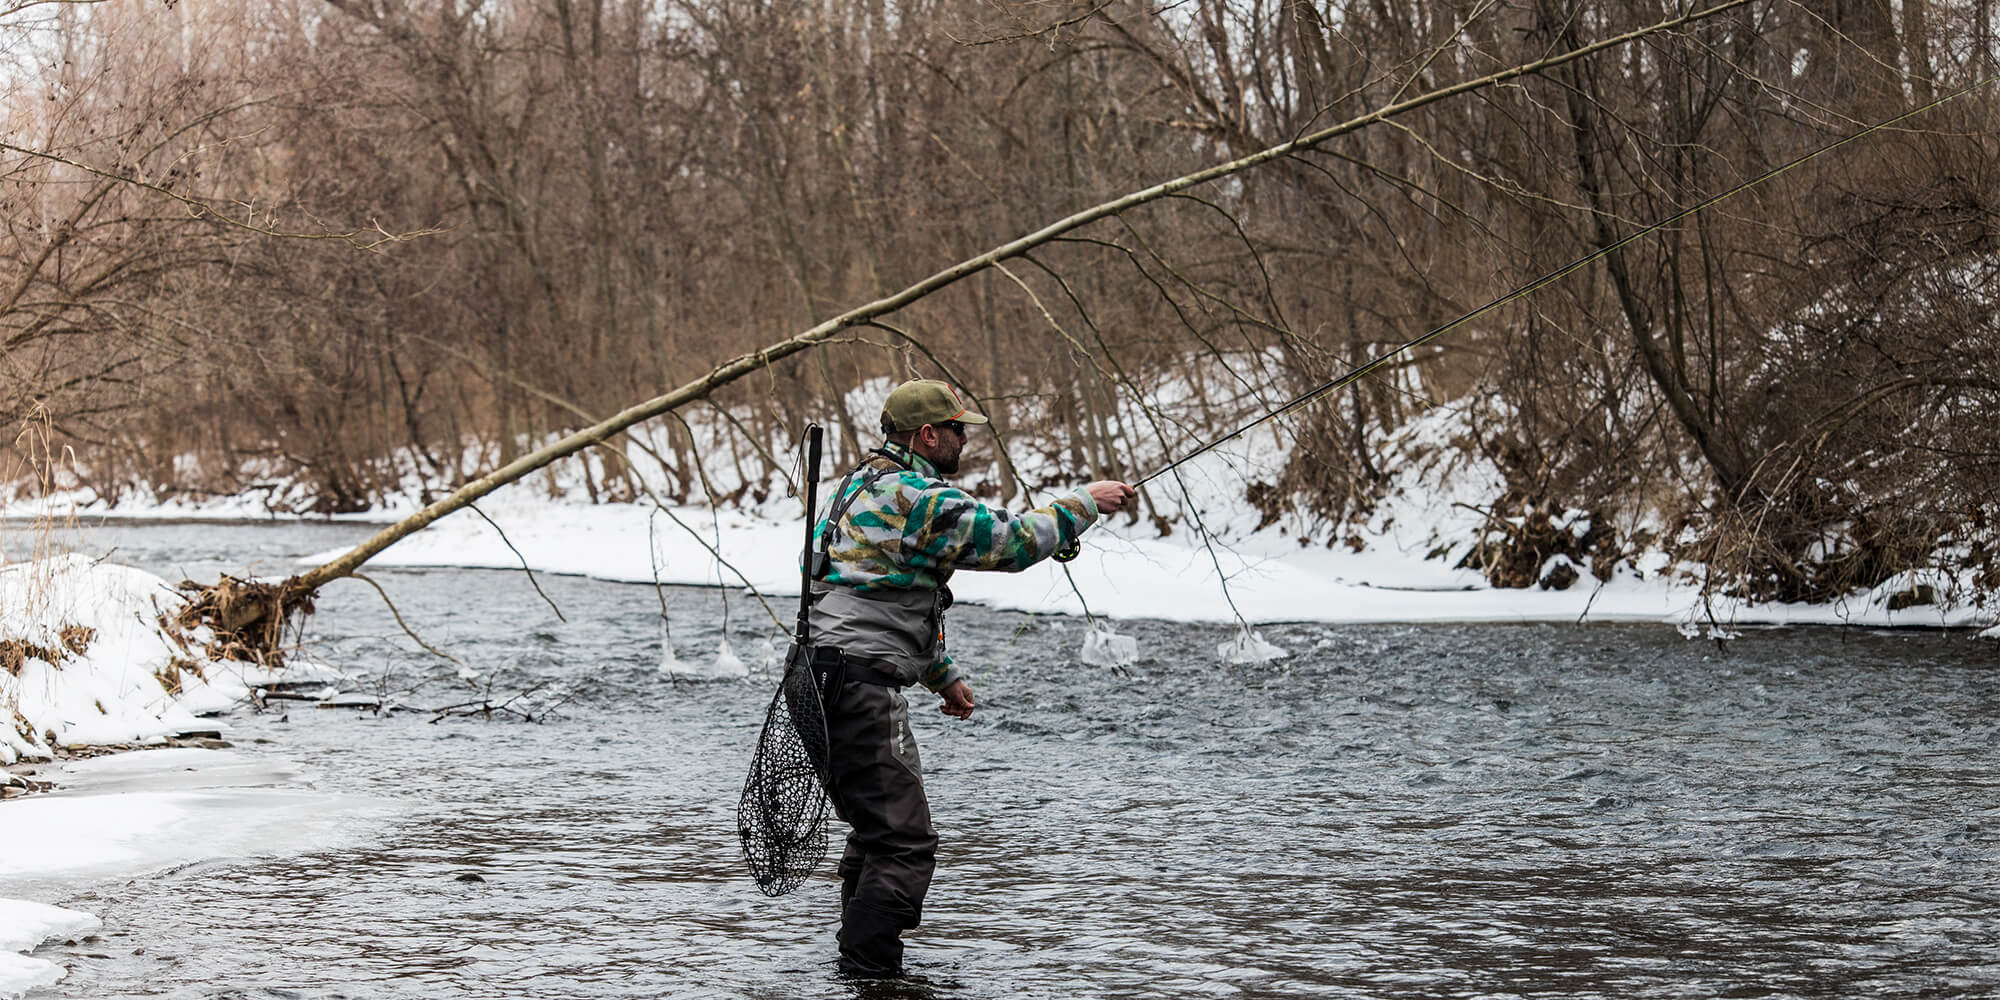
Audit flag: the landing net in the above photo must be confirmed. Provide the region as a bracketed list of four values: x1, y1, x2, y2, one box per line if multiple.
[738, 647, 832, 896]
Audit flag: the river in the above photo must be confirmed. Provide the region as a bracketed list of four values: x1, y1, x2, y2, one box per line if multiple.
[14, 521, 2000, 999]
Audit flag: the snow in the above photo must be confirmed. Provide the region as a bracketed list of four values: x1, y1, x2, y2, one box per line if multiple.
[0, 900, 97, 997]
[0, 904, 93, 956]
[277, 479, 1997, 634]
[7, 382, 1991, 636]
[2, 393, 1990, 662]
[0, 555, 285, 764]
[0, 559, 374, 996]
[0, 749, 395, 998]
[0, 749, 389, 886]
[9, 393, 1986, 641]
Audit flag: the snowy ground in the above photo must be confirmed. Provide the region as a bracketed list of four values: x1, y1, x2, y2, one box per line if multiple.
[272, 401, 1998, 638]
[11, 397, 1991, 637]
[293, 482, 1997, 634]
[0, 556, 281, 762]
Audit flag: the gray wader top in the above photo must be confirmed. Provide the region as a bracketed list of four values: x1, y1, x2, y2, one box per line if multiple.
[808, 581, 948, 690]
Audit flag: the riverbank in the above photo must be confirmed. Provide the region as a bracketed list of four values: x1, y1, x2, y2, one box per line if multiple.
[8, 391, 1997, 637]
[0, 553, 337, 996]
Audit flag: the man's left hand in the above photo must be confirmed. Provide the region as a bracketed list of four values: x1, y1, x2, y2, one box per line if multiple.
[939, 680, 975, 719]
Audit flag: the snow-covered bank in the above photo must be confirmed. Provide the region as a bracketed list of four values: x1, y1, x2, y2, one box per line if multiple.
[269, 400, 1998, 635]
[0, 555, 282, 762]
[0, 557, 329, 996]
[283, 490, 1996, 634]
[14, 470, 1998, 638]
[10, 396, 1997, 636]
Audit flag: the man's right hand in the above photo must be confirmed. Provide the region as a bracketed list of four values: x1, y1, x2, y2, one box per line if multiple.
[1086, 480, 1137, 514]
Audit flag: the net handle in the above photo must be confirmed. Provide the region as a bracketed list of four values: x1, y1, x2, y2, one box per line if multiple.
[795, 424, 823, 645]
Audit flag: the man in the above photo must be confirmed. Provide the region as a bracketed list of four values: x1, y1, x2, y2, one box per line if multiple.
[807, 378, 1135, 977]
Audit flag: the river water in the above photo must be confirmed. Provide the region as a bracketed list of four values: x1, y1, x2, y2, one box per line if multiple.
[17, 521, 2000, 999]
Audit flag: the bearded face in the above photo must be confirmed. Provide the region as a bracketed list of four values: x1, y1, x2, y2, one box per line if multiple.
[922, 422, 966, 475]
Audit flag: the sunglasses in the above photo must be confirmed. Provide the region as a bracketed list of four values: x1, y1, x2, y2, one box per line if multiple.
[937, 421, 967, 437]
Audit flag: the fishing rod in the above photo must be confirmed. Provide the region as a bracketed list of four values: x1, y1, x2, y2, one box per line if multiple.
[1125, 74, 1999, 493]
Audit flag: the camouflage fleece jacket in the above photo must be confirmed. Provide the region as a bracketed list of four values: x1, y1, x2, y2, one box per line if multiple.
[810, 440, 1100, 692]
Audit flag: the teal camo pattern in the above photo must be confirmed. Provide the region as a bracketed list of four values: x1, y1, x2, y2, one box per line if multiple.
[814, 441, 1100, 689]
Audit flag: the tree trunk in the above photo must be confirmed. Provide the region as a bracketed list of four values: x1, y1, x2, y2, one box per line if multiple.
[1554, 31, 1753, 501]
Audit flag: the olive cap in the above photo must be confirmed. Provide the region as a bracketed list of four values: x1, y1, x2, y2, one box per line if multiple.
[882, 379, 989, 433]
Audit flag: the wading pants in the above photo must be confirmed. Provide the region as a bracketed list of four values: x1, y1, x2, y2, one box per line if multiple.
[824, 671, 936, 977]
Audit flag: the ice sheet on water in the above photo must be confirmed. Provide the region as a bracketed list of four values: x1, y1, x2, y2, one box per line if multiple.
[0, 899, 97, 997]
[0, 948, 71, 998]
[0, 749, 396, 897]
[1979, 623, 1999, 640]
[0, 898, 98, 955]
[0, 749, 389, 990]
[1080, 622, 1139, 670]
[1217, 626, 1288, 665]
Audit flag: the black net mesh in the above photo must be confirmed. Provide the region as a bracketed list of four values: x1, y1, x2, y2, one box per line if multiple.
[738, 645, 833, 896]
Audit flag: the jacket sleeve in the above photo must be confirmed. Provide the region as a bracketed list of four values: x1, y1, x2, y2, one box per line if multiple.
[901, 483, 1101, 573]
[904, 485, 1099, 694]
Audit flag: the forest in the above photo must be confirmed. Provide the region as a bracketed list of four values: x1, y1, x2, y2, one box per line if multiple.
[1, 0, 1995, 606]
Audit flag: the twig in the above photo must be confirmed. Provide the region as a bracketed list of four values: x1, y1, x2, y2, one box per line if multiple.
[421, 679, 572, 724]
[348, 572, 466, 667]
[0, 139, 443, 252]
[994, 258, 1256, 631]
[467, 502, 566, 623]
[405, 332, 784, 632]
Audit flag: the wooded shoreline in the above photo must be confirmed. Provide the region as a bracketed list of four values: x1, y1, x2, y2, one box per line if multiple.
[2, 0, 1995, 607]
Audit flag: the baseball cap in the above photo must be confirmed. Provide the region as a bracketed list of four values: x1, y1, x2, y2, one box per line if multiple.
[881, 379, 990, 433]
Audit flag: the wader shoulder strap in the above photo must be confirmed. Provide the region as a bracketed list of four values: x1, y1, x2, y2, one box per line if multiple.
[812, 456, 905, 581]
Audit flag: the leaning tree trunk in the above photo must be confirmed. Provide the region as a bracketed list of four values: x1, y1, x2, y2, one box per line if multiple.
[180, 0, 1754, 662]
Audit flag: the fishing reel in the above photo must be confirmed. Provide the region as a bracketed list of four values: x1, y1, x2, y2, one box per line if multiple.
[1054, 539, 1081, 563]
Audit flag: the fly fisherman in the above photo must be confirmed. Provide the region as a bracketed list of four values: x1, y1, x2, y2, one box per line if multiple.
[809, 378, 1136, 977]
